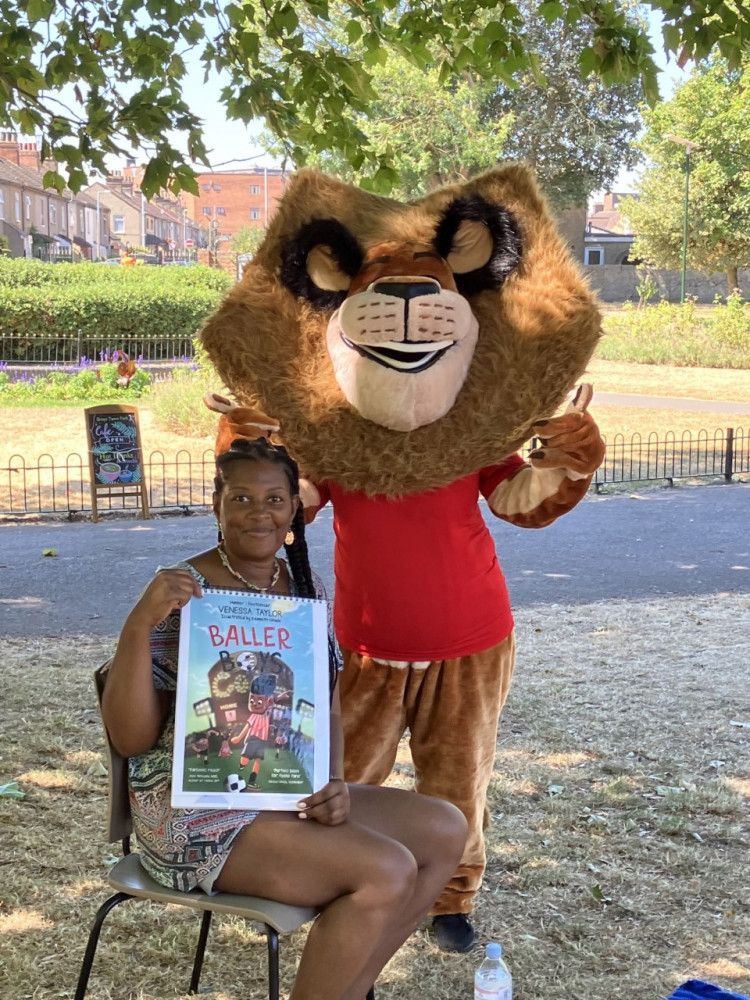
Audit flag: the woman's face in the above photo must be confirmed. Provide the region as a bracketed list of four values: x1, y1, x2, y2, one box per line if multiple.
[214, 459, 299, 562]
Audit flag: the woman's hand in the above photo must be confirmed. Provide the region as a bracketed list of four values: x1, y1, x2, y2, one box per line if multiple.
[296, 778, 350, 825]
[128, 569, 203, 630]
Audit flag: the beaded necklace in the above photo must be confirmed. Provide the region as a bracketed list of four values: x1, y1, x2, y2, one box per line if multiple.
[217, 544, 281, 593]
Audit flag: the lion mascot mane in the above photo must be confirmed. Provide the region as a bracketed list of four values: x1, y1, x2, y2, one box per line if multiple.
[201, 164, 605, 951]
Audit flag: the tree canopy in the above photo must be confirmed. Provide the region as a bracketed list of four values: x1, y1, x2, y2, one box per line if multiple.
[1, 0, 749, 196]
[623, 56, 750, 293]
[303, 2, 644, 207]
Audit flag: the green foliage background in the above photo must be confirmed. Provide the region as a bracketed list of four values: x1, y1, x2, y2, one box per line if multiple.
[623, 57, 750, 287]
[600, 296, 750, 369]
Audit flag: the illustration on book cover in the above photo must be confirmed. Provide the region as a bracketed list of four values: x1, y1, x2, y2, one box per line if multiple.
[172, 589, 329, 810]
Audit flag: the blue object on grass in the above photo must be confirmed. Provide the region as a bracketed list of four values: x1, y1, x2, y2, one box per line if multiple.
[668, 981, 749, 1000]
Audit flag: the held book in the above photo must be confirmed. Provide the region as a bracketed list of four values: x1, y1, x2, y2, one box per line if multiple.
[171, 588, 330, 810]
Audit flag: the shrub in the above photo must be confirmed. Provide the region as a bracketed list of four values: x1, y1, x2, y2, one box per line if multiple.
[147, 364, 220, 438]
[0, 257, 232, 292]
[708, 291, 750, 352]
[599, 299, 750, 369]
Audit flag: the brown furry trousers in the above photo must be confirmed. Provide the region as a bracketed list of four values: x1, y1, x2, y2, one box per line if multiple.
[339, 632, 516, 915]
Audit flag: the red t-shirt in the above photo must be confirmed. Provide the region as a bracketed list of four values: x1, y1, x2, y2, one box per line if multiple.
[314, 456, 525, 661]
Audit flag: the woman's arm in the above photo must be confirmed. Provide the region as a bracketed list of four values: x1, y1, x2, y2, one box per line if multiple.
[101, 569, 202, 758]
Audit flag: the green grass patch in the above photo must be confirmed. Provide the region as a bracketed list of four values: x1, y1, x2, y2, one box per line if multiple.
[599, 295, 750, 368]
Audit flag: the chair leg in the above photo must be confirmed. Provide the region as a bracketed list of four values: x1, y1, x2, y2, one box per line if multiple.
[74, 892, 134, 1000]
[266, 924, 280, 1000]
[189, 910, 213, 994]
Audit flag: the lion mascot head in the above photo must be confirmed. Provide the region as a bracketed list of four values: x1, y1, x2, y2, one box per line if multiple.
[201, 165, 600, 495]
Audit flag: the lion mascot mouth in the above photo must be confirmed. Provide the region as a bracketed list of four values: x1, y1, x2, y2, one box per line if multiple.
[201, 165, 601, 496]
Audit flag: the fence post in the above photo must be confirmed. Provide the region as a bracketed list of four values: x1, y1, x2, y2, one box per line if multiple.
[724, 427, 734, 482]
[76, 328, 83, 365]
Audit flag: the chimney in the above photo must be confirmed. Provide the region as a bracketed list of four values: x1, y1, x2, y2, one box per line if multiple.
[0, 130, 20, 164]
[0, 132, 42, 170]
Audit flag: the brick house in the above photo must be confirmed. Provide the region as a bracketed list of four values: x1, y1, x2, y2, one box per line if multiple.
[87, 170, 202, 254]
[181, 167, 289, 245]
[0, 132, 111, 259]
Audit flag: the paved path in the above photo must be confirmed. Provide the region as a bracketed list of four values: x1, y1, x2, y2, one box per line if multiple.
[593, 391, 750, 414]
[1, 483, 748, 636]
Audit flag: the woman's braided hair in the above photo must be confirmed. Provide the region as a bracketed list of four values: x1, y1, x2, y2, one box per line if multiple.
[214, 437, 316, 599]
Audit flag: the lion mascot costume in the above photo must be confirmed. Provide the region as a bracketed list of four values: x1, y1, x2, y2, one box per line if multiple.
[201, 164, 605, 952]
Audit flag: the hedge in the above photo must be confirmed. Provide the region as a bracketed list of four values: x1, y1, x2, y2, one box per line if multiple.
[0, 257, 233, 292]
[0, 284, 224, 362]
[0, 259, 232, 362]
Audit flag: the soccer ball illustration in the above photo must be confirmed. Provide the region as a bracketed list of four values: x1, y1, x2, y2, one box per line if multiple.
[224, 773, 247, 793]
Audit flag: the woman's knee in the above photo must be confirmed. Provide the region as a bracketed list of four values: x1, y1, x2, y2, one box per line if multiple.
[358, 841, 418, 908]
[418, 796, 468, 858]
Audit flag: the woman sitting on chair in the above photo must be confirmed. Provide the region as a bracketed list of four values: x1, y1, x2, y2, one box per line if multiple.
[101, 437, 467, 1000]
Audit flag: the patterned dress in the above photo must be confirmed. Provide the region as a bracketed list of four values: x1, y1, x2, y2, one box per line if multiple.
[125, 561, 338, 892]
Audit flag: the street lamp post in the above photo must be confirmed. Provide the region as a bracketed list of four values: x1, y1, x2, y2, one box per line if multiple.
[663, 133, 700, 304]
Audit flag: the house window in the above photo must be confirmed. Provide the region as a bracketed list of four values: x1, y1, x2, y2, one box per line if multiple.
[39, 198, 46, 227]
[49, 203, 57, 227]
[146, 217, 154, 232]
[216, 206, 226, 215]
[0, 188, 4, 221]
[250, 185, 260, 194]
[61, 204, 67, 228]
[203, 206, 212, 215]
[585, 247, 603, 266]
[113, 214, 125, 233]
[14, 192, 21, 222]
[250, 208, 260, 220]
[69, 209, 75, 233]
[24, 195, 31, 220]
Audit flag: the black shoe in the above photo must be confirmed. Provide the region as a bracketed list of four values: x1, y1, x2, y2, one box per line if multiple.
[431, 913, 477, 953]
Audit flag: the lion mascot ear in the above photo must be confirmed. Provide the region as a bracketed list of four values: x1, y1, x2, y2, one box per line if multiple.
[200, 165, 601, 496]
[203, 392, 281, 455]
[434, 194, 522, 293]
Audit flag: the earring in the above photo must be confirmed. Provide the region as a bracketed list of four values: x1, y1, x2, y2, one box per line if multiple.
[216, 521, 223, 545]
[284, 527, 295, 546]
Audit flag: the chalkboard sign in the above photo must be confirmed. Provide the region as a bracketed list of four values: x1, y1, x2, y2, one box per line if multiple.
[84, 404, 150, 521]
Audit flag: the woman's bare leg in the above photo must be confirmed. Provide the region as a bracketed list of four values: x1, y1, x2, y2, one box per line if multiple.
[342, 785, 467, 1000]
[216, 808, 417, 1000]
[214, 786, 466, 1000]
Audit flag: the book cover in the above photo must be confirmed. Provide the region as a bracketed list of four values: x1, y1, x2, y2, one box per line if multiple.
[171, 588, 330, 810]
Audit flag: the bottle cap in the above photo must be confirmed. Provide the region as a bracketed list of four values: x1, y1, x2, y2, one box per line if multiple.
[486, 943, 502, 959]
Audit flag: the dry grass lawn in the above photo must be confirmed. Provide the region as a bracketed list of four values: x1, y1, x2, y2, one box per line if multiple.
[2, 591, 749, 1000]
[2, 359, 750, 999]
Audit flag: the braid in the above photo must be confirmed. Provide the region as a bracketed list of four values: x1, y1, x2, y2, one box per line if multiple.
[284, 503, 316, 599]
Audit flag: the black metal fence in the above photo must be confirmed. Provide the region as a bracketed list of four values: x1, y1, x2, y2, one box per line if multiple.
[1, 428, 747, 518]
[0, 329, 195, 365]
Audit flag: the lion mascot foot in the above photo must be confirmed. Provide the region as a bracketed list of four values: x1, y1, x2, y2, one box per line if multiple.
[432, 913, 477, 953]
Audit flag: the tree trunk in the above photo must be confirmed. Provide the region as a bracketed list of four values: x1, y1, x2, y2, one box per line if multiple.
[727, 266, 739, 296]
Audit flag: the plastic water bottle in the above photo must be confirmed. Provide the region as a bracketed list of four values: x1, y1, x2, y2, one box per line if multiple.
[474, 942, 512, 1000]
